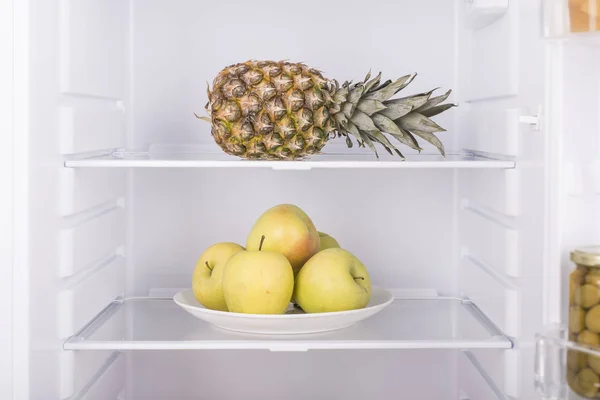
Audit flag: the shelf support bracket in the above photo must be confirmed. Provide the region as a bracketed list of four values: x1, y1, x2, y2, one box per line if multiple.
[465, 0, 509, 30]
[518, 105, 543, 131]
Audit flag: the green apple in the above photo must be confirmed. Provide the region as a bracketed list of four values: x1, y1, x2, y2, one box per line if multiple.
[318, 232, 340, 251]
[192, 242, 245, 311]
[247, 204, 320, 275]
[223, 236, 294, 314]
[294, 248, 371, 313]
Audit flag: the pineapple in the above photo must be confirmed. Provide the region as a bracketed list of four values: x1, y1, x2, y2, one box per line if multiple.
[198, 60, 455, 160]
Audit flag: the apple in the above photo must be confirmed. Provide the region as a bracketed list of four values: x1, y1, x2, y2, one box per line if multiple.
[246, 204, 320, 274]
[192, 242, 245, 311]
[223, 236, 294, 314]
[319, 232, 340, 251]
[294, 248, 371, 313]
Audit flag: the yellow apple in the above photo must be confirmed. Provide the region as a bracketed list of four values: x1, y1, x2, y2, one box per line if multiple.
[223, 236, 294, 314]
[319, 232, 340, 251]
[192, 242, 245, 311]
[294, 248, 371, 313]
[246, 204, 320, 274]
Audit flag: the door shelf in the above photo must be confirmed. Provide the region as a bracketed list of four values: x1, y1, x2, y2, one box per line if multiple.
[63, 295, 513, 352]
[64, 151, 516, 170]
[535, 326, 600, 400]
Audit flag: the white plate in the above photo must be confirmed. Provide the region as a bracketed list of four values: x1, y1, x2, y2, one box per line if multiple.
[173, 287, 394, 335]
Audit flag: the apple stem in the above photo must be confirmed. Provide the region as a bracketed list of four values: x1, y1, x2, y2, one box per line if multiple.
[205, 261, 213, 272]
[354, 277, 365, 280]
[259, 235, 266, 251]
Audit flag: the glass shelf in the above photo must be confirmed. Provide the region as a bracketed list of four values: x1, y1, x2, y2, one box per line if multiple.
[64, 151, 515, 170]
[63, 295, 512, 352]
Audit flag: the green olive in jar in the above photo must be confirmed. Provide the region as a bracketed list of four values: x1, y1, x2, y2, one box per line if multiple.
[569, 369, 584, 396]
[586, 272, 600, 286]
[587, 306, 600, 333]
[576, 368, 600, 397]
[572, 267, 588, 305]
[580, 330, 600, 346]
[572, 306, 587, 333]
[576, 285, 600, 309]
[568, 368, 577, 383]
[569, 350, 589, 372]
[590, 356, 600, 375]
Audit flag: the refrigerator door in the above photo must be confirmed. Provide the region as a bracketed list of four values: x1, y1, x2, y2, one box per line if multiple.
[535, 0, 600, 399]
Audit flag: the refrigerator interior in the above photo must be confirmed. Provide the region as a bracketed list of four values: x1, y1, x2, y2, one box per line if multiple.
[13, 0, 599, 399]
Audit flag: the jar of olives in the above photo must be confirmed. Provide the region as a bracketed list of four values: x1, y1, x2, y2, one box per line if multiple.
[568, 246, 600, 398]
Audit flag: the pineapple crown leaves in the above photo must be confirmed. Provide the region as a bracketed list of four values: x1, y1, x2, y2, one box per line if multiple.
[331, 71, 456, 158]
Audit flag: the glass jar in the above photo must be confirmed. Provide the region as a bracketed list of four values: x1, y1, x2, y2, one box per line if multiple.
[568, 0, 600, 33]
[568, 246, 600, 398]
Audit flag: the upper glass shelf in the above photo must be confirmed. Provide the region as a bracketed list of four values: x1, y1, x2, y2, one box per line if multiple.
[64, 151, 515, 170]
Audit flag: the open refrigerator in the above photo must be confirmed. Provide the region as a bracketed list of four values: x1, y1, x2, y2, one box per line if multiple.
[3, 0, 600, 399]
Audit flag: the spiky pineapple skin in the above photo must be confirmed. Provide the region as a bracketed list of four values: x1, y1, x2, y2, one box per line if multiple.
[204, 60, 455, 160]
[207, 61, 336, 160]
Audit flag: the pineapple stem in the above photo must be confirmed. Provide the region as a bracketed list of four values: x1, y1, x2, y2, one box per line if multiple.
[205, 261, 213, 272]
[259, 235, 266, 251]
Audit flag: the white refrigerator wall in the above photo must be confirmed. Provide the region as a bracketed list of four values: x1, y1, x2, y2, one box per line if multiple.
[127, 1, 462, 399]
[17, 0, 554, 399]
[456, 0, 546, 398]
[22, 0, 128, 398]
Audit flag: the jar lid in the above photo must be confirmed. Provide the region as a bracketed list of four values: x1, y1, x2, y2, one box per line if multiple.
[571, 246, 600, 267]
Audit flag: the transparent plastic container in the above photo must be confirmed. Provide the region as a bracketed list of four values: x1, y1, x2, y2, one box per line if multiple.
[567, 246, 600, 398]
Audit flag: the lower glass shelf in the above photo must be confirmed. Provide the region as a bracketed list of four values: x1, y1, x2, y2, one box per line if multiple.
[64, 295, 512, 352]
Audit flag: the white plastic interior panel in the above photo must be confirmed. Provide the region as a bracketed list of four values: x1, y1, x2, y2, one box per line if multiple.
[459, 169, 521, 217]
[21, 0, 130, 397]
[461, 255, 520, 338]
[464, 348, 522, 399]
[460, 107, 521, 156]
[59, 206, 125, 277]
[58, 351, 119, 399]
[457, 0, 546, 398]
[459, 350, 508, 400]
[460, 203, 520, 278]
[59, 168, 126, 216]
[0, 0, 13, 397]
[57, 256, 125, 338]
[466, 1, 518, 101]
[64, 296, 511, 351]
[74, 352, 125, 400]
[126, 350, 457, 400]
[464, 0, 509, 30]
[59, 105, 125, 154]
[59, 0, 126, 98]
[65, 151, 516, 169]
